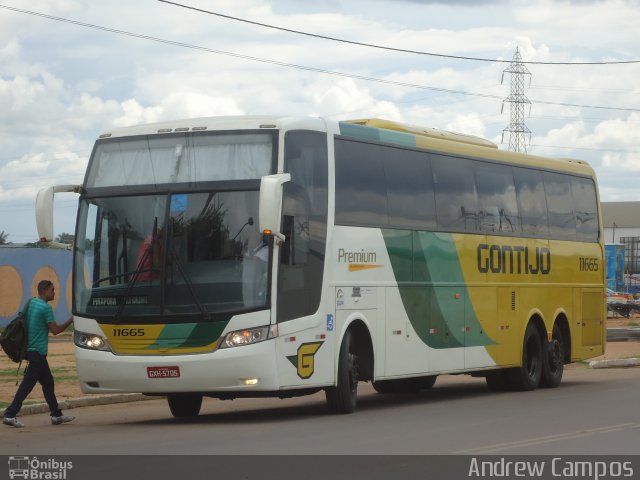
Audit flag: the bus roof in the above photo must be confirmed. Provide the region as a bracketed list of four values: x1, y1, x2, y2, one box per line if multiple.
[97, 116, 327, 139]
[341, 118, 596, 178]
[96, 115, 595, 178]
[345, 118, 498, 149]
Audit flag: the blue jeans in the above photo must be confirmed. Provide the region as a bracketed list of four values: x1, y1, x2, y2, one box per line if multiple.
[4, 351, 63, 418]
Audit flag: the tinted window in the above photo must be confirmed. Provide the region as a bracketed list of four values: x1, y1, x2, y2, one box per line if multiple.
[543, 172, 576, 239]
[335, 139, 388, 226]
[475, 163, 520, 233]
[432, 155, 479, 232]
[514, 168, 549, 237]
[571, 176, 599, 242]
[278, 131, 328, 322]
[384, 147, 436, 230]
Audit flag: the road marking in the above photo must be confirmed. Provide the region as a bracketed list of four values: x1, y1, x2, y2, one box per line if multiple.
[455, 423, 639, 454]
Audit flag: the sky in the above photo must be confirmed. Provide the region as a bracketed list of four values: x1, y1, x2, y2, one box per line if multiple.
[0, 0, 639, 243]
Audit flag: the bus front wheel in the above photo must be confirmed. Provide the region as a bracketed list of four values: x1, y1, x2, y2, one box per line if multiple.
[167, 393, 203, 418]
[325, 330, 358, 414]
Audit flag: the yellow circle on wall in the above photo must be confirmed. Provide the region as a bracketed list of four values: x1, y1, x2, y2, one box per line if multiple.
[0, 265, 23, 316]
[31, 266, 61, 311]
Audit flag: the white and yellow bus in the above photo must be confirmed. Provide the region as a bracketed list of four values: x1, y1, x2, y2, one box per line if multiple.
[36, 116, 605, 417]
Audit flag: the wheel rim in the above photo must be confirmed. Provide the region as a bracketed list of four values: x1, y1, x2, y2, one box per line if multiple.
[547, 338, 562, 371]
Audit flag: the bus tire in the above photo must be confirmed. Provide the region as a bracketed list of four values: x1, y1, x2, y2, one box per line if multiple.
[167, 393, 203, 418]
[540, 323, 564, 388]
[506, 322, 543, 391]
[325, 330, 358, 414]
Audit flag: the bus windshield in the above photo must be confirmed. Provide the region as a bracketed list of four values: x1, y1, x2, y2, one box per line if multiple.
[86, 132, 273, 187]
[73, 130, 277, 320]
[74, 191, 269, 319]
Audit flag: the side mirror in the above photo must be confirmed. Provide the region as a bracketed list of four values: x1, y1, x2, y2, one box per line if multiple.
[259, 174, 291, 242]
[36, 185, 82, 247]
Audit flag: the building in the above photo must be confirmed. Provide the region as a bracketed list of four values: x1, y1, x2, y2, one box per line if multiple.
[0, 245, 73, 327]
[601, 201, 640, 244]
[602, 201, 640, 293]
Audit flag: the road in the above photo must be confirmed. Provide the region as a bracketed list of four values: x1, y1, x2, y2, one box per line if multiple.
[2, 366, 640, 455]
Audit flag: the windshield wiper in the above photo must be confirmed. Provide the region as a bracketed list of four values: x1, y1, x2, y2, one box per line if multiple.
[92, 270, 155, 288]
[166, 218, 211, 320]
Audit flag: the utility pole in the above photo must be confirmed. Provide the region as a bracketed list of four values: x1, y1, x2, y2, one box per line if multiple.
[501, 47, 531, 153]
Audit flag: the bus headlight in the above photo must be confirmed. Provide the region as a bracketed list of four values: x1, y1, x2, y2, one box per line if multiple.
[220, 325, 277, 349]
[74, 330, 111, 352]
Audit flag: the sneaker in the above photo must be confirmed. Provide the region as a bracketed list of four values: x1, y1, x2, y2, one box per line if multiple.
[51, 415, 75, 425]
[3, 417, 25, 428]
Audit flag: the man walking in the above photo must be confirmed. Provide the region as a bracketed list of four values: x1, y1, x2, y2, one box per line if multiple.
[3, 280, 75, 428]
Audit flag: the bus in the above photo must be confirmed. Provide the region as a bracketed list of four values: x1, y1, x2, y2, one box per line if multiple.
[36, 116, 605, 417]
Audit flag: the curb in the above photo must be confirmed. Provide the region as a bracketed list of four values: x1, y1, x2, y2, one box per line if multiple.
[1, 394, 159, 417]
[589, 357, 640, 369]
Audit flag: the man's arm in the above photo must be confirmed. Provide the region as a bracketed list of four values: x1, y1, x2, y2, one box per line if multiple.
[48, 317, 74, 335]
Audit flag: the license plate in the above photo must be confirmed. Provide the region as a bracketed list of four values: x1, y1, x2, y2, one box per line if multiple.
[147, 366, 180, 379]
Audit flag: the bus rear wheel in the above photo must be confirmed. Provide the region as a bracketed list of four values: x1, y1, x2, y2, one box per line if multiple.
[167, 393, 203, 418]
[540, 323, 564, 388]
[506, 323, 543, 391]
[326, 330, 358, 414]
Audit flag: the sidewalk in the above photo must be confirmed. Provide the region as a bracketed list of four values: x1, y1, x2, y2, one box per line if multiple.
[590, 327, 640, 369]
[2, 328, 640, 417]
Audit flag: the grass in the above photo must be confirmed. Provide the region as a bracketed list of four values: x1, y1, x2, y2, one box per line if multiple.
[0, 366, 77, 383]
[0, 399, 40, 409]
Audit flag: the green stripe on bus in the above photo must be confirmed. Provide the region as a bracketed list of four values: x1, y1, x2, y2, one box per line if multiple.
[339, 122, 417, 148]
[382, 229, 493, 349]
[144, 321, 228, 350]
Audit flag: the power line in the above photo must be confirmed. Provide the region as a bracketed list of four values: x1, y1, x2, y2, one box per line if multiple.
[157, 0, 640, 66]
[1, 5, 639, 113]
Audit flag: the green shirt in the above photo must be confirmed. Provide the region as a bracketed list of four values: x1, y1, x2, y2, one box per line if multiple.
[26, 298, 55, 356]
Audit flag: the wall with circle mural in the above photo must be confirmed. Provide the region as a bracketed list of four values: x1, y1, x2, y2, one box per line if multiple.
[0, 247, 72, 327]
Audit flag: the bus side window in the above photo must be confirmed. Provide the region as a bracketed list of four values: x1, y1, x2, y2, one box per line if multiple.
[281, 178, 310, 261]
[514, 168, 549, 237]
[475, 163, 521, 233]
[571, 177, 599, 242]
[278, 131, 328, 322]
[432, 155, 479, 232]
[544, 172, 576, 239]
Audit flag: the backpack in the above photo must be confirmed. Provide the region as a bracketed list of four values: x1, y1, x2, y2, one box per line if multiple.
[0, 299, 33, 363]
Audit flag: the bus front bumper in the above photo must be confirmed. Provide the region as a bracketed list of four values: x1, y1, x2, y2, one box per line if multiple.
[75, 340, 280, 394]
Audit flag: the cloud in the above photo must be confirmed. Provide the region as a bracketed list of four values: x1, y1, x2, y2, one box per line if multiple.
[0, 0, 638, 240]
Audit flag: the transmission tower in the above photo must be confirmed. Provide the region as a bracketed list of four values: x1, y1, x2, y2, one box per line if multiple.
[501, 47, 531, 152]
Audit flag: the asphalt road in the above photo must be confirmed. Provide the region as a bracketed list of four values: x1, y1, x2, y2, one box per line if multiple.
[2, 366, 640, 456]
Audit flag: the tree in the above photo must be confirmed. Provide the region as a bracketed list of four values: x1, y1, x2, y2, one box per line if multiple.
[55, 232, 75, 245]
[0, 230, 8, 245]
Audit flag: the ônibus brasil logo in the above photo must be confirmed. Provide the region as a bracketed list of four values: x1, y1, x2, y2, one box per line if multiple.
[8, 456, 73, 479]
